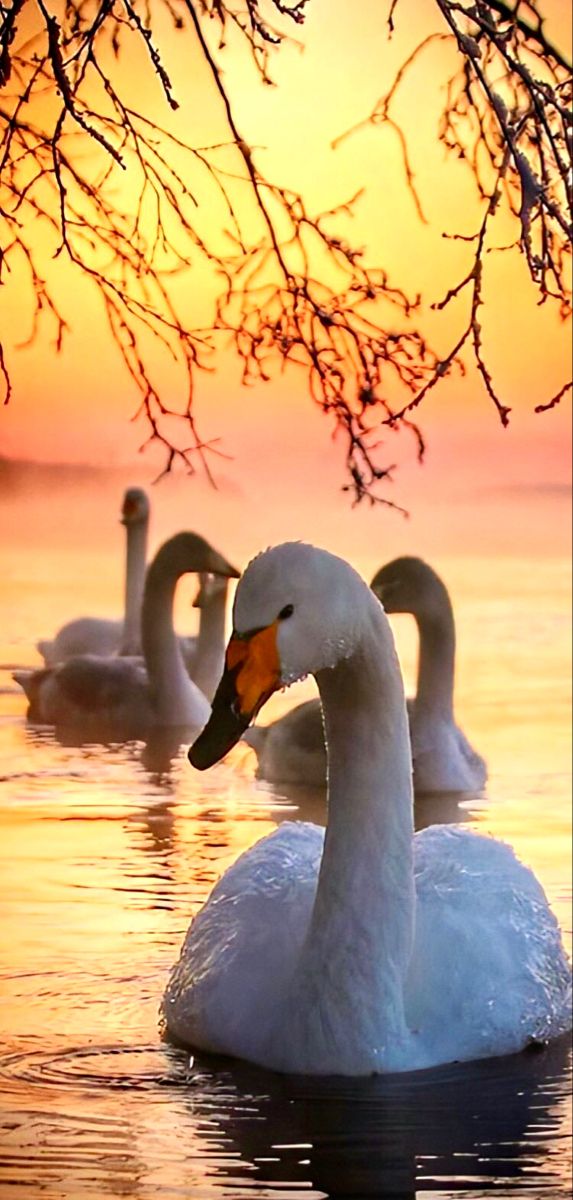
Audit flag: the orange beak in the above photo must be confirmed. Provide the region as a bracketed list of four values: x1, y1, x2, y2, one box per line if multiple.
[226, 624, 281, 716]
[189, 624, 281, 769]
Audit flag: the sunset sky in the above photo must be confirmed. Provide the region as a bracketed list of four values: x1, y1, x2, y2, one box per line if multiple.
[1, 0, 571, 559]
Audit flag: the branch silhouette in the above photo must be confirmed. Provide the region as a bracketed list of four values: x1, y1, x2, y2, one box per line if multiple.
[1, 1, 570, 503]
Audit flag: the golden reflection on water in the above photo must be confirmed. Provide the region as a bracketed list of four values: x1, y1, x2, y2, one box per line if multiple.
[0, 539, 571, 1198]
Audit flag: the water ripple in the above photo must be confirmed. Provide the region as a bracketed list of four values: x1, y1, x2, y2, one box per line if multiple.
[0, 1043, 185, 1095]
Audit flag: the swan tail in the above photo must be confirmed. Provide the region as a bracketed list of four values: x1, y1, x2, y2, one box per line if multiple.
[13, 668, 53, 721]
[13, 669, 45, 705]
[12, 670, 33, 697]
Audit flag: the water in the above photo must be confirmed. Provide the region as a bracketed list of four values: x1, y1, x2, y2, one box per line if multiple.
[0, 535, 571, 1199]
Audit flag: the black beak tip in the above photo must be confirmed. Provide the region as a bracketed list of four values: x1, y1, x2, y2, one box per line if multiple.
[188, 704, 251, 771]
[187, 739, 214, 771]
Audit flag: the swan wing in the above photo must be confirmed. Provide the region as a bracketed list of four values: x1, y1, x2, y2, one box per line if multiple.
[18, 655, 150, 727]
[38, 617, 123, 665]
[408, 705, 487, 794]
[54, 654, 148, 710]
[163, 821, 323, 1057]
[408, 825, 572, 1063]
[244, 699, 327, 785]
[454, 725, 487, 782]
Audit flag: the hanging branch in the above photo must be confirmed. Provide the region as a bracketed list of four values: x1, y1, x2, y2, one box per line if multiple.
[0, 1, 571, 503]
[341, 0, 572, 434]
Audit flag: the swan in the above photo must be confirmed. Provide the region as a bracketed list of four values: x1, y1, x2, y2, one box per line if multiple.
[37, 487, 150, 664]
[35, 487, 198, 672]
[163, 542, 571, 1076]
[372, 557, 487, 792]
[243, 556, 487, 794]
[184, 572, 230, 703]
[15, 533, 239, 734]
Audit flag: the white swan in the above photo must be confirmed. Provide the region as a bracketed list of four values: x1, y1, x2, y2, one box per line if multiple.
[37, 487, 150, 664]
[372, 557, 487, 793]
[184, 573, 230, 703]
[15, 534, 239, 734]
[163, 542, 571, 1076]
[36, 488, 218, 680]
[243, 556, 486, 794]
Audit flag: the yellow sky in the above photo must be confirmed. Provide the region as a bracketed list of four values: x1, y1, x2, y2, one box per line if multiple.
[0, 0, 571, 555]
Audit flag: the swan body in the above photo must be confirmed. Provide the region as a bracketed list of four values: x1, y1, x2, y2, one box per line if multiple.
[243, 699, 326, 786]
[37, 616, 123, 666]
[38, 619, 198, 673]
[15, 533, 239, 734]
[244, 557, 487, 795]
[163, 542, 571, 1076]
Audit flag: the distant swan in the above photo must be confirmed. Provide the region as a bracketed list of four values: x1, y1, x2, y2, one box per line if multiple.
[184, 572, 232, 703]
[163, 542, 571, 1076]
[37, 487, 150, 663]
[15, 534, 239, 734]
[243, 556, 486, 794]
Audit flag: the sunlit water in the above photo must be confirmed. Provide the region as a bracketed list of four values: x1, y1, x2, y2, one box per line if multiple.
[0, 540, 571, 1199]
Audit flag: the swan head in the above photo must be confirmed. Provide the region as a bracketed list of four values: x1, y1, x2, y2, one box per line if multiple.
[148, 532, 240, 581]
[189, 542, 372, 769]
[192, 572, 229, 608]
[121, 487, 149, 526]
[371, 556, 449, 620]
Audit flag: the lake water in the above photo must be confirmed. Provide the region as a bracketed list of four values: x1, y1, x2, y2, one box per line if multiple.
[0, 532, 571, 1200]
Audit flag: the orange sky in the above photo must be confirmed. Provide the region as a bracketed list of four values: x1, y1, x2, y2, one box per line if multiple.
[0, 0, 571, 556]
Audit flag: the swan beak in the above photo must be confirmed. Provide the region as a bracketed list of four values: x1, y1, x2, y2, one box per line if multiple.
[189, 624, 280, 769]
[207, 552, 241, 581]
[193, 557, 240, 609]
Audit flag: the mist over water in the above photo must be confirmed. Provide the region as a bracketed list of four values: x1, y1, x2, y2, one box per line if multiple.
[0, 474, 571, 1198]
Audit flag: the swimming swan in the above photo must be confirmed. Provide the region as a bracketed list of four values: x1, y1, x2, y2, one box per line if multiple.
[184, 572, 232, 703]
[36, 488, 200, 674]
[243, 556, 486, 794]
[37, 487, 150, 664]
[15, 534, 239, 733]
[372, 557, 487, 793]
[163, 542, 571, 1076]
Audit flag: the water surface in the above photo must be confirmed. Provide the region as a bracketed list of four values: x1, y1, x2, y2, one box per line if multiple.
[0, 542, 571, 1198]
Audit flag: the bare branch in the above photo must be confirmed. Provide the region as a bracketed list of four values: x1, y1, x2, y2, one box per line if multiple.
[1, 1, 570, 503]
[342, 0, 571, 432]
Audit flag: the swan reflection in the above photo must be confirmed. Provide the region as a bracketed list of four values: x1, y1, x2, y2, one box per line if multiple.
[177, 1036, 571, 1199]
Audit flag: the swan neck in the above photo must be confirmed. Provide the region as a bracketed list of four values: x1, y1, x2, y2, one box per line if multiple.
[141, 558, 192, 722]
[120, 520, 147, 655]
[415, 599, 455, 718]
[192, 586, 227, 702]
[291, 599, 415, 1066]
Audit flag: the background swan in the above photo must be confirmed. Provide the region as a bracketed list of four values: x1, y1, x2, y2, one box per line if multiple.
[36, 488, 224, 682]
[243, 556, 486, 794]
[15, 533, 239, 735]
[372, 557, 486, 792]
[184, 573, 231, 702]
[163, 542, 571, 1076]
[37, 487, 150, 664]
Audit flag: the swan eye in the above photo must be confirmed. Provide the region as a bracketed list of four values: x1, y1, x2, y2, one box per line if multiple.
[278, 604, 294, 621]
